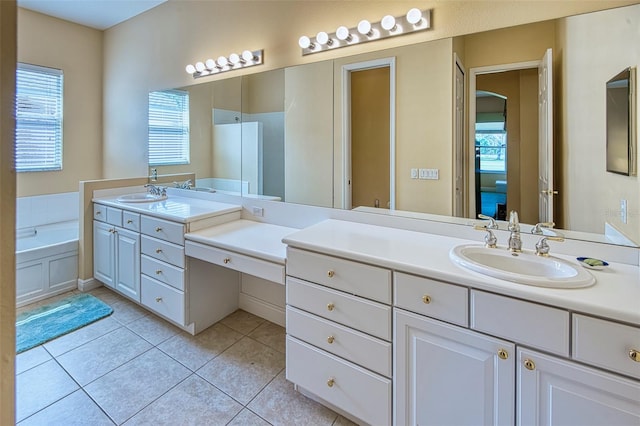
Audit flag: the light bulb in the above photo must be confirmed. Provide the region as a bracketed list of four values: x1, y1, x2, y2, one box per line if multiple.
[298, 35, 312, 49]
[185, 64, 196, 74]
[217, 56, 228, 67]
[381, 15, 396, 31]
[242, 50, 255, 62]
[406, 8, 422, 25]
[229, 53, 241, 65]
[336, 26, 351, 41]
[195, 62, 205, 72]
[316, 31, 331, 45]
[357, 19, 372, 35]
[205, 59, 216, 69]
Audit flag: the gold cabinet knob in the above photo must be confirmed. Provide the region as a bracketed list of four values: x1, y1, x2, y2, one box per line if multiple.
[498, 349, 509, 360]
[95, 211, 101, 215]
[327, 270, 335, 278]
[127, 219, 133, 224]
[156, 248, 163, 253]
[155, 270, 162, 275]
[327, 303, 335, 312]
[327, 336, 335, 344]
[629, 349, 640, 362]
[155, 297, 162, 303]
[422, 295, 432, 304]
[155, 227, 162, 232]
[223, 257, 231, 264]
[524, 359, 536, 371]
[327, 378, 335, 388]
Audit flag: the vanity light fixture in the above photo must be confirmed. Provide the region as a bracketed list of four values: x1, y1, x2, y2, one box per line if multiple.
[298, 8, 431, 55]
[185, 49, 263, 79]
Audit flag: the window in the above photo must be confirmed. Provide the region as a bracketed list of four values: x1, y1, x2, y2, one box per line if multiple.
[15, 63, 64, 172]
[148, 90, 190, 166]
[475, 121, 507, 172]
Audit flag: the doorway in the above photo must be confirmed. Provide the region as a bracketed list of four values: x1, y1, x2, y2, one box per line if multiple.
[342, 58, 396, 210]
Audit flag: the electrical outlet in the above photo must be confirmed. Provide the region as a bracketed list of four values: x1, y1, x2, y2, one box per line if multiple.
[252, 206, 264, 217]
[410, 168, 418, 179]
[620, 199, 627, 224]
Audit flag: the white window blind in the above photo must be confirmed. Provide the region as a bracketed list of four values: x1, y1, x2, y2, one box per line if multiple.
[15, 63, 64, 172]
[148, 90, 190, 166]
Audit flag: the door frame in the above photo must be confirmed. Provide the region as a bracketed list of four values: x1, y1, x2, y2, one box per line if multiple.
[342, 57, 396, 210]
[467, 60, 540, 219]
[453, 53, 466, 218]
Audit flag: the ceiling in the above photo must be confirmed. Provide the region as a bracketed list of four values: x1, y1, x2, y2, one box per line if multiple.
[17, 0, 168, 30]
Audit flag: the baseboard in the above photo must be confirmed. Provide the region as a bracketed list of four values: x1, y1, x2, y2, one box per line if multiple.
[239, 293, 285, 327]
[77, 277, 102, 292]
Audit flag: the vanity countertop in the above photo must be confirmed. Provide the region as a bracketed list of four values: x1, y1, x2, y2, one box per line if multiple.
[185, 219, 298, 264]
[283, 219, 640, 325]
[93, 195, 241, 223]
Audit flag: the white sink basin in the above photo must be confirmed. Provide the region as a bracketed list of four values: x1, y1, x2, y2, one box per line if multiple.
[117, 193, 167, 203]
[450, 244, 595, 288]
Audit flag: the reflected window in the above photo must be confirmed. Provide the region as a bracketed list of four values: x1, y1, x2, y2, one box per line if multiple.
[475, 121, 506, 173]
[148, 89, 190, 166]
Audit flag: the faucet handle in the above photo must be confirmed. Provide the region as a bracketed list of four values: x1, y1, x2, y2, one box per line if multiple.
[535, 235, 565, 257]
[531, 222, 555, 235]
[474, 225, 498, 248]
[508, 210, 520, 232]
[477, 214, 499, 229]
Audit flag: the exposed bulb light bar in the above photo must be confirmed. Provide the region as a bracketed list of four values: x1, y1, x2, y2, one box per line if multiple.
[185, 49, 264, 79]
[298, 8, 431, 56]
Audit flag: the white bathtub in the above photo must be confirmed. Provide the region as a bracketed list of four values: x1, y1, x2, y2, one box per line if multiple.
[16, 220, 79, 307]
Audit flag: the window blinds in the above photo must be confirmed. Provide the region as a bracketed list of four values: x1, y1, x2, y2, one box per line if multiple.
[148, 90, 190, 166]
[15, 63, 64, 172]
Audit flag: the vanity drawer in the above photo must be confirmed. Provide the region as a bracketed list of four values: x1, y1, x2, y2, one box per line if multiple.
[471, 290, 569, 356]
[287, 306, 391, 377]
[141, 275, 185, 325]
[141, 215, 185, 245]
[287, 247, 391, 304]
[122, 211, 140, 232]
[141, 235, 185, 268]
[286, 336, 391, 426]
[93, 204, 107, 222]
[141, 254, 185, 291]
[394, 272, 468, 327]
[106, 207, 122, 227]
[185, 241, 285, 284]
[573, 314, 640, 379]
[287, 277, 391, 341]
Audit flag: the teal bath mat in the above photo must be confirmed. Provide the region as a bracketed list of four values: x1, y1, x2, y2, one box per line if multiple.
[16, 293, 113, 354]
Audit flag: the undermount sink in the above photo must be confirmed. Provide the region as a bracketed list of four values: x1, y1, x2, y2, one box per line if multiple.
[117, 193, 167, 203]
[450, 244, 595, 288]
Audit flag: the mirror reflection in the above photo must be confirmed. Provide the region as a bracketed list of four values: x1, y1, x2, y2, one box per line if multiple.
[149, 4, 639, 247]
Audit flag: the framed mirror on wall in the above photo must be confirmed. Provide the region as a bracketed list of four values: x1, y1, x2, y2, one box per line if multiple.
[606, 67, 637, 177]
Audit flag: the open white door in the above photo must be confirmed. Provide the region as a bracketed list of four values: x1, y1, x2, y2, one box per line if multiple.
[538, 48, 555, 222]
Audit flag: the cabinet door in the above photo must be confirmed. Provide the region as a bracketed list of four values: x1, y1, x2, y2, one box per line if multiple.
[115, 227, 141, 302]
[395, 309, 515, 426]
[518, 348, 640, 426]
[93, 221, 115, 288]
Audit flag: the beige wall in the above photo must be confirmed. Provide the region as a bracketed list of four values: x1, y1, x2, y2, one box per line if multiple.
[558, 4, 640, 242]
[17, 8, 102, 197]
[243, 70, 284, 114]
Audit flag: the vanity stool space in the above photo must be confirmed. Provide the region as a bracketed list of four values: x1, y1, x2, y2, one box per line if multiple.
[283, 219, 640, 426]
[92, 195, 242, 334]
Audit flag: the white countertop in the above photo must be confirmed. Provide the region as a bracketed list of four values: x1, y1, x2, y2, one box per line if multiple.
[283, 219, 640, 325]
[93, 195, 241, 223]
[185, 219, 298, 264]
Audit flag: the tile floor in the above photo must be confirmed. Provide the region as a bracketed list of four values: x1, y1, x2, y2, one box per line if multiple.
[16, 288, 356, 425]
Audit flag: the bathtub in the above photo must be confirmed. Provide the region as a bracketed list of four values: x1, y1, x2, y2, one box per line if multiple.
[16, 220, 79, 307]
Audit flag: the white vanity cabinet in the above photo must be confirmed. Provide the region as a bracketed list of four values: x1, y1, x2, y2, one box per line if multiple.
[285, 247, 393, 426]
[93, 206, 140, 301]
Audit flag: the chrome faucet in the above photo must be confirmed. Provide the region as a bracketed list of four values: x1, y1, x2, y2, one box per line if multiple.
[144, 184, 166, 197]
[531, 221, 555, 235]
[535, 235, 565, 256]
[173, 179, 193, 190]
[477, 214, 499, 230]
[507, 210, 522, 252]
[474, 225, 498, 248]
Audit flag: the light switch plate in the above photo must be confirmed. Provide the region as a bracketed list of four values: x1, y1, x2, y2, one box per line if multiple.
[410, 168, 418, 179]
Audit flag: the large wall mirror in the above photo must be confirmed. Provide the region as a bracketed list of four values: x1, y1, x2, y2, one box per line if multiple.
[149, 4, 640, 247]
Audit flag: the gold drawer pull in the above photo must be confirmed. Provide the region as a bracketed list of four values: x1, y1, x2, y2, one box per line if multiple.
[629, 349, 640, 362]
[155, 227, 162, 232]
[155, 297, 163, 303]
[327, 303, 335, 312]
[127, 219, 133, 224]
[156, 248, 163, 254]
[327, 378, 335, 388]
[155, 270, 162, 275]
[327, 336, 335, 344]
[223, 257, 231, 264]
[327, 270, 335, 278]
[498, 349, 509, 360]
[524, 359, 536, 371]
[422, 295, 432, 304]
